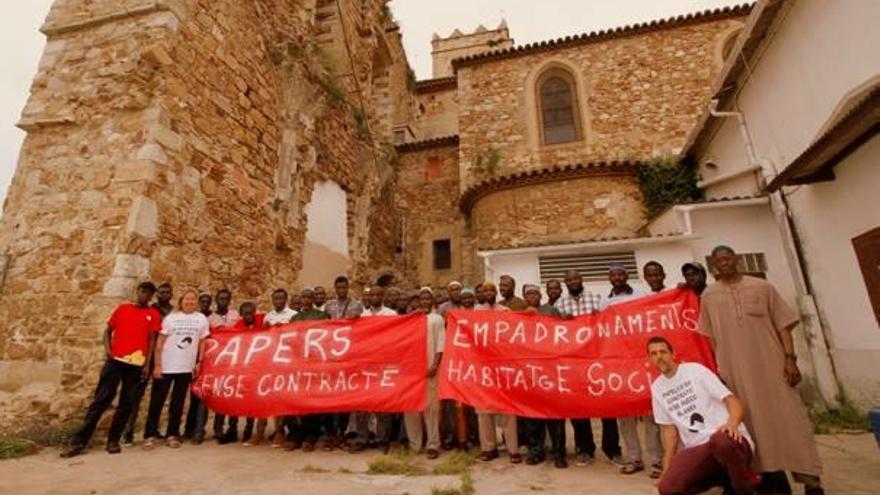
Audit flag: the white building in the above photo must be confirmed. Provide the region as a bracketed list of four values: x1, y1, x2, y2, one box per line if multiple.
[483, 0, 880, 409]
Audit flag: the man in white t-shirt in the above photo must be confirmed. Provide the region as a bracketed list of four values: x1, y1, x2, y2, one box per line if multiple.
[362, 285, 398, 316]
[648, 336, 759, 495]
[264, 288, 297, 327]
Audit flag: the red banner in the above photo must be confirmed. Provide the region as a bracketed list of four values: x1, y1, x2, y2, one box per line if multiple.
[192, 314, 427, 417]
[439, 289, 716, 418]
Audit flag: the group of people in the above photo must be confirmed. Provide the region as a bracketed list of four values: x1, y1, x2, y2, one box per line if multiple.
[59, 245, 824, 495]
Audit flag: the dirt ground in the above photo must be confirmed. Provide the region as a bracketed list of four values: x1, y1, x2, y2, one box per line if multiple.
[0, 433, 877, 495]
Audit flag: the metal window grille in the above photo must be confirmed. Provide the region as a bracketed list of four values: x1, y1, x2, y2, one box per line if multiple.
[539, 252, 637, 283]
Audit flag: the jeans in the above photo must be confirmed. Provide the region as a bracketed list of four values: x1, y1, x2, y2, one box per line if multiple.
[183, 390, 207, 437]
[69, 360, 143, 447]
[144, 372, 192, 439]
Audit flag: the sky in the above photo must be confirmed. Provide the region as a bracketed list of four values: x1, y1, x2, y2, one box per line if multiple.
[0, 0, 742, 208]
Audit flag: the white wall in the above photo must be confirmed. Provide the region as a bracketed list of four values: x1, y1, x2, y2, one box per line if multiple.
[786, 137, 880, 405]
[695, 0, 880, 406]
[304, 180, 348, 256]
[484, 241, 696, 301]
[701, 0, 880, 198]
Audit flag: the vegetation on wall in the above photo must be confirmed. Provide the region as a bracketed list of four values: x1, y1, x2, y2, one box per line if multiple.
[636, 155, 702, 218]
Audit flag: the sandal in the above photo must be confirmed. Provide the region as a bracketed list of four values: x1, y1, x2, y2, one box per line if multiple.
[166, 436, 181, 449]
[509, 453, 523, 464]
[477, 449, 499, 462]
[620, 461, 644, 475]
[143, 438, 155, 451]
[649, 463, 663, 479]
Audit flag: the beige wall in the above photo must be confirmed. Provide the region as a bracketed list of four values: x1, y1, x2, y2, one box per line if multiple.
[696, 0, 880, 406]
[700, 0, 880, 195]
[786, 138, 880, 406]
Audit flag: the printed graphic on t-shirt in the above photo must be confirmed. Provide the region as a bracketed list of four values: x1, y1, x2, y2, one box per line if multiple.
[660, 379, 705, 432]
[161, 312, 210, 373]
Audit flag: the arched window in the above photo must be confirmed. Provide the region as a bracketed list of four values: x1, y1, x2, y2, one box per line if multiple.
[537, 69, 582, 145]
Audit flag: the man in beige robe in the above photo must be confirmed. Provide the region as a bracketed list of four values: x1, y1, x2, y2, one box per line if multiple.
[698, 246, 824, 495]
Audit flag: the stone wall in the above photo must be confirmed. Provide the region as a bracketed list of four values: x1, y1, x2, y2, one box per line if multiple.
[431, 22, 512, 78]
[0, 0, 406, 429]
[415, 85, 459, 140]
[395, 143, 479, 288]
[470, 175, 645, 250]
[456, 15, 746, 191]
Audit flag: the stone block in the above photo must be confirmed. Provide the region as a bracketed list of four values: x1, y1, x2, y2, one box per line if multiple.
[109, 253, 151, 279]
[102, 276, 138, 298]
[135, 143, 169, 164]
[125, 196, 158, 239]
[149, 124, 184, 152]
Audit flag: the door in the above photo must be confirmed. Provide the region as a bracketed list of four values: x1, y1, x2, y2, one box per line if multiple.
[852, 227, 880, 325]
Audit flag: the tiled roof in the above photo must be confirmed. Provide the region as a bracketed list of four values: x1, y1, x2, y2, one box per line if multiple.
[460, 160, 640, 215]
[683, 0, 785, 158]
[767, 84, 880, 191]
[452, 3, 753, 69]
[477, 232, 690, 253]
[415, 76, 457, 94]
[395, 135, 460, 153]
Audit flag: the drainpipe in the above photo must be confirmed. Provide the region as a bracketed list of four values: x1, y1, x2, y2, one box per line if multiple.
[706, 99, 841, 407]
[477, 252, 497, 282]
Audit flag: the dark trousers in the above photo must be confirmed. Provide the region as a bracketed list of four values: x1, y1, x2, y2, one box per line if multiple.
[523, 417, 566, 461]
[323, 413, 350, 437]
[123, 368, 152, 440]
[183, 390, 207, 437]
[658, 431, 753, 495]
[572, 417, 621, 458]
[70, 360, 142, 447]
[214, 415, 253, 439]
[290, 415, 323, 444]
[144, 372, 192, 439]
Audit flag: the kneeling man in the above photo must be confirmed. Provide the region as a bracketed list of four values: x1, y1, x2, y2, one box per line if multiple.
[648, 336, 758, 495]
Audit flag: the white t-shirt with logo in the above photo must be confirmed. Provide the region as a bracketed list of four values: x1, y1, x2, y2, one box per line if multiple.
[265, 307, 297, 326]
[160, 312, 210, 373]
[651, 362, 753, 450]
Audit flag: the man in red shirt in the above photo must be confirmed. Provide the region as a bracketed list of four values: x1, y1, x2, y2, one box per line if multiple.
[61, 282, 161, 457]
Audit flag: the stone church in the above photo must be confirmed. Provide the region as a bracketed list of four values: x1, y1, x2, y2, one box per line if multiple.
[0, 0, 748, 427]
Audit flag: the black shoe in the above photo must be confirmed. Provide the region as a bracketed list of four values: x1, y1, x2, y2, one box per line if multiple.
[181, 431, 194, 440]
[193, 433, 204, 445]
[554, 458, 568, 469]
[218, 430, 238, 445]
[525, 455, 545, 465]
[121, 433, 134, 446]
[60, 444, 85, 458]
[106, 442, 122, 454]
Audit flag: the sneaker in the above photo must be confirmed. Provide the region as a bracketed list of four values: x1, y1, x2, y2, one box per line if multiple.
[106, 442, 122, 454]
[575, 452, 594, 466]
[121, 435, 134, 447]
[553, 458, 569, 469]
[608, 454, 628, 468]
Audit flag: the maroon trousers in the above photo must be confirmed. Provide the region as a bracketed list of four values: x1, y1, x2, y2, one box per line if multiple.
[659, 431, 754, 495]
